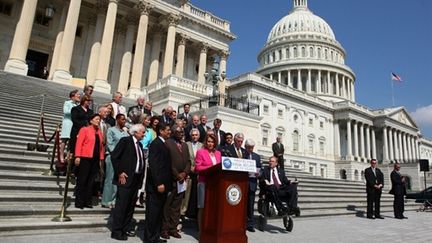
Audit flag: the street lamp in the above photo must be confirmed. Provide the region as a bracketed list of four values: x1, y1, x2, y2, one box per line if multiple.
[204, 61, 226, 107]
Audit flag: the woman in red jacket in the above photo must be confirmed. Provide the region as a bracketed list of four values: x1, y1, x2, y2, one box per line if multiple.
[74, 114, 105, 209]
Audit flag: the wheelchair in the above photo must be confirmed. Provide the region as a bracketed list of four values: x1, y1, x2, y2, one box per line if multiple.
[256, 184, 295, 232]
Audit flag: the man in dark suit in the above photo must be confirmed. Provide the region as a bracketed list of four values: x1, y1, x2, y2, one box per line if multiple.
[144, 123, 172, 243]
[225, 133, 246, 158]
[161, 125, 191, 239]
[244, 139, 262, 232]
[197, 114, 210, 143]
[390, 163, 407, 219]
[272, 137, 285, 173]
[212, 118, 226, 147]
[184, 115, 202, 142]
[159, 106, 175, 126]
[364, 159, 384, 219]
[110, 124, 146, 241]
[177, 103, 192, 125]
[260, 156, 299, 216]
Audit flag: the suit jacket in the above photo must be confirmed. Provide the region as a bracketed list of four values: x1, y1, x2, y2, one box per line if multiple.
[165, 138, 191, 181]
[186, 141, 202, 167]
[213, 129, 226, 147]
[244, 151, 262, 191]
[128, 105, 144, 115]
[74, 125, 104, 160]
[195, 148, 222, 183]
[177, 112, 192, 125]
[70, 105, 93, 141]
[259, 166, 291, 195]
[110, 136, 145, 188]
[184, 124, 204, 142]
[364, 167, 384, 193]
[159, 115, 174, 126]
[272, 142, 285, 157]
[390, 170, 406, 196]
[198, 124, 210, 143]
[226, 144, 246, 159]
[146, 137, 172, 193]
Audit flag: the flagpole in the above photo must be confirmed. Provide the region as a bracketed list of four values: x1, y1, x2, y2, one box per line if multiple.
[391, 78, 395, 107]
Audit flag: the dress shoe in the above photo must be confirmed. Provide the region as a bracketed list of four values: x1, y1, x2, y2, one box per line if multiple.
[84, 205, 93, 209]
[169, 231, 182, 238]
[375, 215, 384, 219]
[366, 216, 375, 219]
[160, 231, 170, 239]
[247, 226, 256, 232]
[75, 204, 84, 209]
[125, 230, 136, 237]
[111, 233, 127, 241]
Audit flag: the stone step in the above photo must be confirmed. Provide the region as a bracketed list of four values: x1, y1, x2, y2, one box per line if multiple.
[0, 192, 68, 203]
[0, 121, 57, 134]
[297, 206, 419, 218]
[0, 161, 48, 173]
[0, 170, 66, 182]
[0, 147, 53, 159]
[0, 179, 72, 192]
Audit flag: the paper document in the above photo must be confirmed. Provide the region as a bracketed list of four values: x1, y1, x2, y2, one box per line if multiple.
[177, 180, 187, 193]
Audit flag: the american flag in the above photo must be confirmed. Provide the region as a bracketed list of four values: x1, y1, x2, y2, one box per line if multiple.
[391, 72, 403, 82]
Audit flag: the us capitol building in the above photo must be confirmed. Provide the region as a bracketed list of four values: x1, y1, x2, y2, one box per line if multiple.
[1, 0, 431, 189]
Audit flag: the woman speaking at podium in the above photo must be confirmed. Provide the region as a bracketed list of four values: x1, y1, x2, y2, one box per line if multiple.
[195, 134, 222, 234]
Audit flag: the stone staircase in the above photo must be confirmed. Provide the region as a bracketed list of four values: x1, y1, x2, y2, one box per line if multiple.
[0, 71, 420, 236]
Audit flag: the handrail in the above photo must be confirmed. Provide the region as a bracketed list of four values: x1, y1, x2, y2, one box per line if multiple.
[52, 152, 73, 222]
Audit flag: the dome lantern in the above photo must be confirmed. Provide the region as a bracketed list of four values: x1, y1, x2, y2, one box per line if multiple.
[293, 0, 308, 10]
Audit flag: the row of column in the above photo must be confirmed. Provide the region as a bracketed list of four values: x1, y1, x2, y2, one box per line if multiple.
[345, 120, 376, 162]
[4, 0, 229, 97]
[268, 69, 355, 101]
[382, 127, 419, 163]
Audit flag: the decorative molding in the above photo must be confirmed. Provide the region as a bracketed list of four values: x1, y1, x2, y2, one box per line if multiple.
[96, 0, 109, 14]
[200, 43, 210, 53]
[178, 34, 189, 45]
[219, 49, 230, 59]
[137, 1, 153, 16]
[167, 14, 181, 26]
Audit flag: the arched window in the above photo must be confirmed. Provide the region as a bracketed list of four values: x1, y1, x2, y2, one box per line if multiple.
[317, 47, 321, 59]
[340, 169, 347, 180]
[309, 47, 314, 58]
[319, 137, 326, 155]
[272, 52, 276, 63]
[286, 48, 290, 58]
[293, 47, 298, 58]
[292, 130, 300, 152]
[308, 134, 315, 154]
[354, 170, 359, 181]
[301, 47, 306, 57]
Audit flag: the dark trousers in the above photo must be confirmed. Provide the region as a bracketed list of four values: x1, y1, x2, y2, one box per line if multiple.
[393, 193, 405, 217]
[75, 158, 98, 207]
[111, 174, 141, 237]
[267, 184, 298, 211]
[145, 191, 168, 243]
[247, 188, 256, 228]
[366, 190, 381, 217]
[162, 187, 184, 232]
[277, 156, 285, 172]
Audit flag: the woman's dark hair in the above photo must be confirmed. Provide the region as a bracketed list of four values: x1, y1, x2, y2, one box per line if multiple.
[116, 114, 125, 120]
[80, 94, 92, 106]
[69, 89, 79, 98]
[203, 134, 217, 150]
[150, 116, 160, 126]
[88, 113, 101, 122]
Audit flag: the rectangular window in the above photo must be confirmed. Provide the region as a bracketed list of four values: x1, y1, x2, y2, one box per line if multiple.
[308, 139, 314, 154]
[262, 129, 269, 146]
[319, 141, 325, 155]
[309, 118, 313, 126]
[263, 105, 269, 114]
[278, 109, 283, 118]
[320, 121, 324, 129]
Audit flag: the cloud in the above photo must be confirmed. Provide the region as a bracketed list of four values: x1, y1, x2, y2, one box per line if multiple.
[411, 105, 432, 126]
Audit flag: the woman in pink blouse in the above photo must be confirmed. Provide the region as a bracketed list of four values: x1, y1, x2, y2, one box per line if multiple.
[195, 134, 222, 232]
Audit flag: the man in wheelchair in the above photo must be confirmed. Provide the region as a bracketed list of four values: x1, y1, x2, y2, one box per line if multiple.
[259, 156, 300, 217]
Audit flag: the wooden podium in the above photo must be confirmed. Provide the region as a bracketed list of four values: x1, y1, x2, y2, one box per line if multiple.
[200, 163, 249, 243]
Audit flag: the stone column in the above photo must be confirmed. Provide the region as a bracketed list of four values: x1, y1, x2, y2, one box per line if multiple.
[288, 70, 292, 87]
[403, 133, 408, 161]
[353, 121, 359, 158]
[162, 14, 181, 78]
[347, 78, 351, 100]
[366, 125, 371, 160]
[278, 72, 282, 83]
[383, 127, 389, 162]
[360, 123, 365, 160]
[86, 2, 106, 84]
[117, 16, 137, 94]
[52, 0, 82, 84]
[408, 135, 413, 161]
[371, 128, 377, 159]
[4, 0, 38, 75]
[351, 80, 356, 101]
[48, 2, 69, 80]
[346, 120, 352, 159]
[327, 71, 331, 94]
[147, 25, 163, 85]
[175, 34, 187, 78]
[335, 73, 340, 96]
[269, 73, 273, 80]
[128, 2, 152, 98]
[93, 0, 119, 93]
[414, 138, 419, 160]
[297, 69, 302, 90]
[341, 76, 346, 98]
[401, 132, 407, 162]
[392, 130, 398, 161]
[334, 121, 340, 158]
[398, 131, 404, 162]
[411, 136, 416, 161]
[218, 50, 229, 103]
[316, 70, 321, 93]
[307, 69, 311, 92]
[197, 43, 209, 84]
[388, 128, 394, 162]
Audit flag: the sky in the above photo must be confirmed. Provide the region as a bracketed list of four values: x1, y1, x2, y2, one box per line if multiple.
[191, 0, 432, 139]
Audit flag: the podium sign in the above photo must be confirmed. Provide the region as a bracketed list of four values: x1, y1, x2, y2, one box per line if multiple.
[222, 157, 256, 173]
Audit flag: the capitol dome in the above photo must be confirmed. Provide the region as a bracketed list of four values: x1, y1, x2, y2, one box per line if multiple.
[267, 5, 335, 43]
[257, 0, 356, 103]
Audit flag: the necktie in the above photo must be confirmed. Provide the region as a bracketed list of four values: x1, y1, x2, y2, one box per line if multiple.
[272, 169, 280, 188]
[236, 148, 242, 158]
[176, 141, 183, 153]
[136, 141, 143, 173]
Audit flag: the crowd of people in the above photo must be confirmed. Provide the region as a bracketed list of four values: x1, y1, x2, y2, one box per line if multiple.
[59, 85, 300, 242]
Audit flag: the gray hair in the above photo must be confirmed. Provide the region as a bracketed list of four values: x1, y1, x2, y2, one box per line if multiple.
[129, 124, 145, 135]
[137, 95, 145, 101]
[234, 132, 244, 140]
[245, 139, 255, 147]
[190, 128, 200, 136]
[112, 91, 122, 99]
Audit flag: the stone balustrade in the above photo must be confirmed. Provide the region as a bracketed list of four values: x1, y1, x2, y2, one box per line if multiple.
[182, 3, 230, 31]
[142, 75, 213, 96]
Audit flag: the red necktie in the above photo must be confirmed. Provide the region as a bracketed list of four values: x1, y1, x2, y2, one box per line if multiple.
[272, 169, 280, 188]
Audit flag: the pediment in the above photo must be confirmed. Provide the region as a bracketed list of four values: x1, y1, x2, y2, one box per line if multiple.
[387, 108, 418, 129]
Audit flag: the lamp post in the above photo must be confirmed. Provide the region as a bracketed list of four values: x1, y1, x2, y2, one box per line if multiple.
[204, 61, 226, 107]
